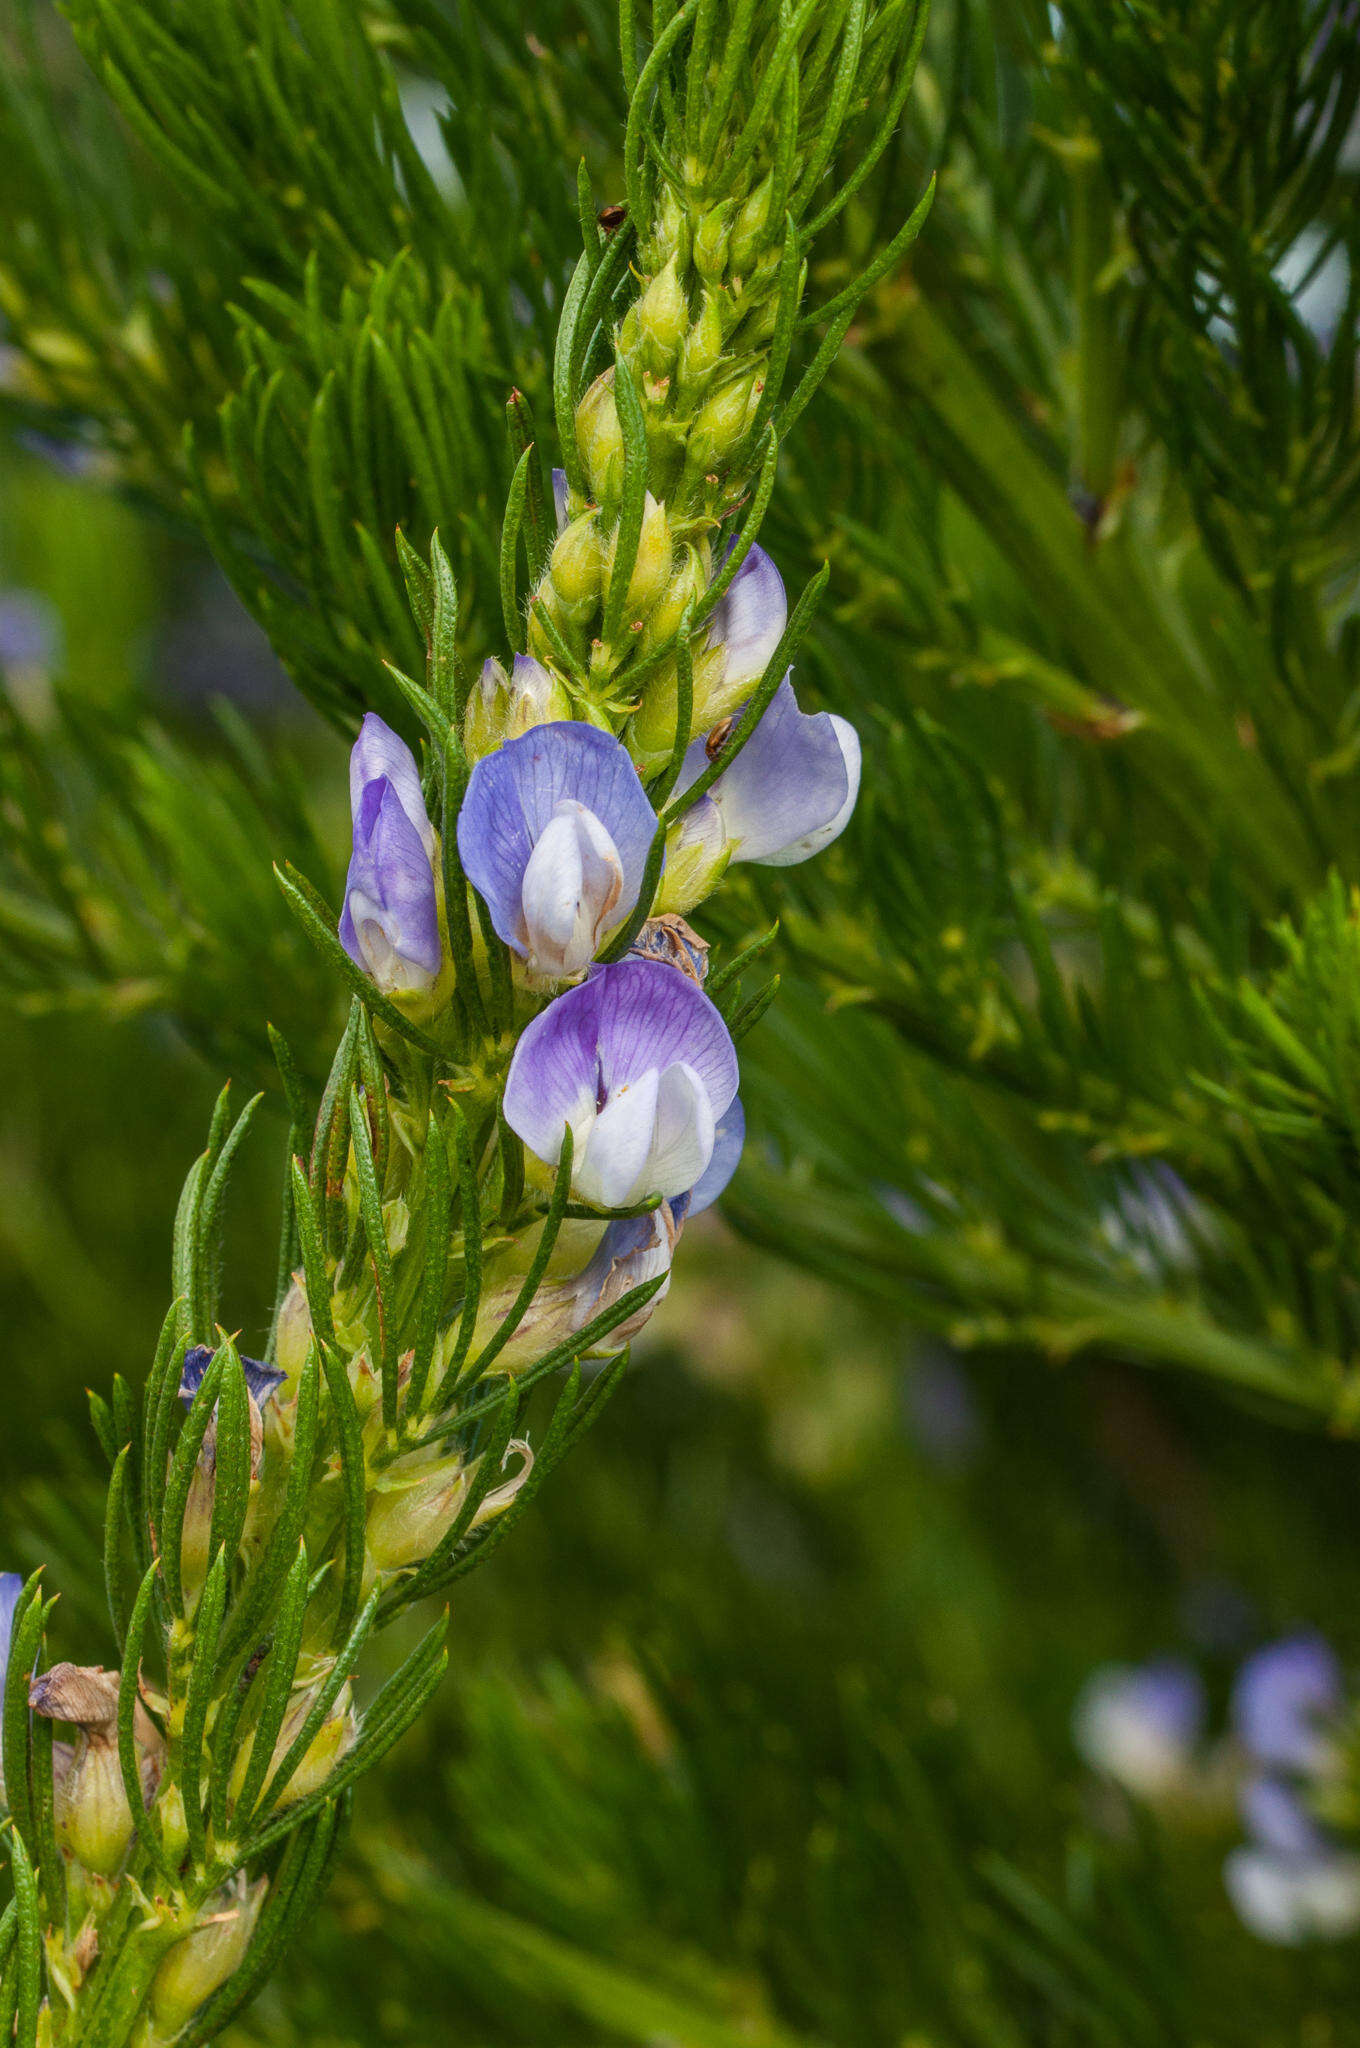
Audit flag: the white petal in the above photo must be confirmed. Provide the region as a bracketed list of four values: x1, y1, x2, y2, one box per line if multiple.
[640, 1061, 715, 1202]
[575, 1067, 662, 1208]
[1225, 1847, 1360, 1946]
[520, 801, 624, 976]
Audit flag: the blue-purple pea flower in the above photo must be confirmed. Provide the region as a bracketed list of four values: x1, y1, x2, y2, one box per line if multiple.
[179, 1345, 287, 1416]
[458, 724, 658, 981]
[1072, 1657, 1205, 1798]
[503, 957, 740, 1209]
[661, 677, 861, 911]
[477, 1097, 744, 1370]
[1233, 1633, 1342, 1776]
[338, 715, 443, 999]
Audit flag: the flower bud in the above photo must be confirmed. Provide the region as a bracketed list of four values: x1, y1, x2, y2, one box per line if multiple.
[677, 289, 725, 396]
[29, 1664, 160, 1878]
[464, 654, 574, 763]
[655, 797, 731, 914]
[646, 182, 691, 273]
[548, 511, 604, 622]
[637, 545, 707, 660]
[687, 370, 763, 479]
[272, 1274, 312, 1390]
[630, 642, 726, 764]
[636, 254, 689, 374]
[729, 174, 774, 275]
[228, 1680, 357, 1818]
[693, 202, 732, 282]
[606, 492, 674, 627]
[576, 368, 625, 505]
[365, 1442, 533, 1575]
[150, 1877, 266, 2039]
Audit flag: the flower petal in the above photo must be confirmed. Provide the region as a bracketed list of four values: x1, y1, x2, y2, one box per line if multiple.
[340, 781, 442, 989]
[683, 679, 858, 866]
[706, 542, 786, 691]
[577, 1065, 663, 1207]
[350, 714, 434, 859]
[179, 1345, 287, 1412]
[1225, 1845, 1360, 1945]
[519, 802, 625, 977]
[458, 724, 657, 959]
[683, 1096, 745, 1216]
[552, 467, 570, 535]
[1233, 1634, 1342, 1773]
[640, 1060, 716, 1203]
[503, 960, 739, 1187]
[1241, 1777, 1326, 1859]
[1072, 1659, 1204, 1797]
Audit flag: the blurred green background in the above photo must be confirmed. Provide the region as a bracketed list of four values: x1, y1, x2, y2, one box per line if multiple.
[3, 440, 1359, 2044]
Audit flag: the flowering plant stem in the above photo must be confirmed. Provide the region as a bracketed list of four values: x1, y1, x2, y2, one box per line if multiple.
[0, 5, 931, 2041]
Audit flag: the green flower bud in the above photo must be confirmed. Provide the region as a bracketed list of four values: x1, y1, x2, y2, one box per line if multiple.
[151, 1878, 266, 2039]
[729, 173, 774, 275]
[693, 202, 732, 282]
[678, 289, 726, 396]
[637, 544, 707, 659]
[365, 1441, 533, 1574]
[637, 254, 689, 374]
[655, 800, 731, 915]
[548, 511, 604, 622]
[228, 1680, 357, 1817]
[29, 1665, 162, 1879]
[464, 653, 574, 763]
[576, 368, 625, 505]
[602, 493, 674, 626]
[647, 182, 691, 272]
[630, 642, 726, 763]
[687, 369, 763, 479]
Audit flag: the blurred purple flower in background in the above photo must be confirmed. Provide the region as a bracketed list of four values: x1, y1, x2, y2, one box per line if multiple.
[1233, 1633, 1342, 1775]
[1072, 1658, 1205, 1798]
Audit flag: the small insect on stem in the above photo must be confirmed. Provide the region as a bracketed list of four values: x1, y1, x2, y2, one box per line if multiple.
[597, 202, 628, 232]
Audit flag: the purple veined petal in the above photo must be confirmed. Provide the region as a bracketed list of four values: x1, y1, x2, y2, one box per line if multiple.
[350, 714, 434, 860]
[520, 803, 625, 979]
[672, 680, 860, 868]
[1241, 1776, 1327, 1859]
[179, 1345, 287, 1412]
[1071, 1658, 1204, 1798]
[1224, 1844, 1360, 1946]
[1233, 1634, 1342, 1773]
[503, 960, 739, 1199]
[340, 781, 442, 990]
[552, 468, 570, 535]
[682, 1096, 745, 1218]
[458, 724, 658, 968]
[706, 542, 786, 691]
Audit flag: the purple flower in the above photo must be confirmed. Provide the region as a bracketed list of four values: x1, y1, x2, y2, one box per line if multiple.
[1233, 1634, 1342, 1774]
[338, 715, 442, 996]
[663, 678, 861, 907]
[1072, 1658, 1205, 1797]
[0, 590, 61, 674]
[458, 724, 658, 980]
[503, 959, 739, 1208]
[475, 1097, 744, 1370]
[179, 1346, 286, 1412]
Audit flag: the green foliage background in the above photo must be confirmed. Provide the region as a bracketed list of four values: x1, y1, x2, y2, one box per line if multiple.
[2, 0, 1359, 2039]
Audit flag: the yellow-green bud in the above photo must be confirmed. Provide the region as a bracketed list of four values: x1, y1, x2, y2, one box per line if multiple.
[576, 368, 625, 505]
[548, 511, 604, 622]
[648, 182, 691, 272]
[464, 653, 574, 762]
[29, 1665, 160, 1879]
[693, 202, 732, 282]
[228, 1682, 357, 1817]
[151, 1879, 266, 2039]
[365, 1442, 533, 1574]
[655, 802, 731, 915]
[687, 369, 763, 478]
[630, 641, 726, 763]
[602, 493, 673, 626]
[637, 544, 707, 659]
[729, 174, 774, 275]
[637, 254, 689, 374]
[678, 289, 726, 395]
